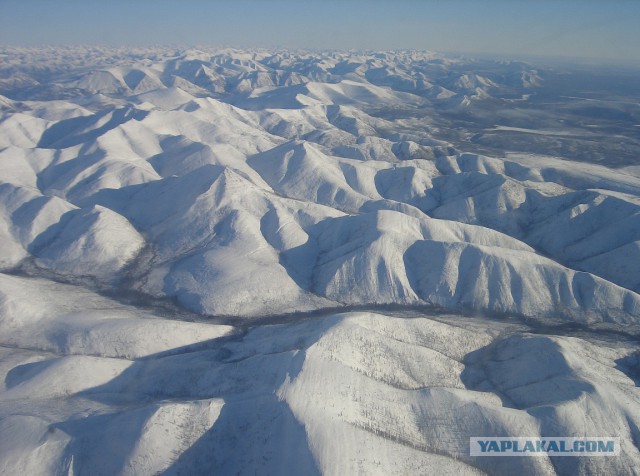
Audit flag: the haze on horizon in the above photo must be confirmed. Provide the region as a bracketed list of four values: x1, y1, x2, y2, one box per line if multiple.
[1, 0, 640, 64]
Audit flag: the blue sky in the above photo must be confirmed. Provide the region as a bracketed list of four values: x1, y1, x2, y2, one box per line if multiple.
[1, 0, 639, 62]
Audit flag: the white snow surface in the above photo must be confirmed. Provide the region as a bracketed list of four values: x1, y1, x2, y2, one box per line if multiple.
[1, 46, 639, 475]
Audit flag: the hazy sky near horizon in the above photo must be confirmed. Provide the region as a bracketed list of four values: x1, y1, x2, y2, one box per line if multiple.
[1, 0, 639, 62]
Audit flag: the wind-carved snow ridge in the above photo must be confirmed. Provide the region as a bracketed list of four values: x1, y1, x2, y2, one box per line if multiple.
[1, 46, 640, 475]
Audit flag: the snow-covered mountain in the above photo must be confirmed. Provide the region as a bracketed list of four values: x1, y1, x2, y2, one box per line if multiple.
[1, 46, 639, 475]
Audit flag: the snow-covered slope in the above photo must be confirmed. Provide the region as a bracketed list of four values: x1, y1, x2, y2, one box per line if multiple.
[1, 276, 638, 475]
[1, 46, 639, 475]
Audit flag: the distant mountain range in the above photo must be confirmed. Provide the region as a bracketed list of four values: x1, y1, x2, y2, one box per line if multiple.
[1, 47, 638, 475]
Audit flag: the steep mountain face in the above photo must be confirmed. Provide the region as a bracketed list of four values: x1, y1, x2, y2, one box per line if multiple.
[1, 46, 639, 475]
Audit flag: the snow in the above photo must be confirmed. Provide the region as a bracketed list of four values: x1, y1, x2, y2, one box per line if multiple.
[33, 205, 145, 281]
[489, 125, 578, 136]
[0, 46, 639, 475]
[4, 290, 637, 474]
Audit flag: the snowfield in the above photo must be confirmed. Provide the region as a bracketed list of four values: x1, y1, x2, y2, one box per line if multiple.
[0, 46, 639, 475]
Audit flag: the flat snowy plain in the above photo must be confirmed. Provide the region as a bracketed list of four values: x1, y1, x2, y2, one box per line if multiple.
[0, 46, 639, 475]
